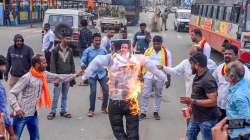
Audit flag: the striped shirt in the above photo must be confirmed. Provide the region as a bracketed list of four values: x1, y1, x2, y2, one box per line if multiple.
[9, 71, 76, 117]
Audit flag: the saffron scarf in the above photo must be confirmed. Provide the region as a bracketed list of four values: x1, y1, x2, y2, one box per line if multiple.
[29, 67, 51, 109]
[221, 64, 228, 76]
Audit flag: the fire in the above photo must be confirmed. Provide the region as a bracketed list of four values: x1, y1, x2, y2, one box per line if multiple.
[107, 53, 145, 116]
[126, 64, 142, 116]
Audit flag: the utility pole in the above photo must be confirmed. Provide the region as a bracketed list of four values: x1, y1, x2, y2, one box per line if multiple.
[29, 0, 33, 28]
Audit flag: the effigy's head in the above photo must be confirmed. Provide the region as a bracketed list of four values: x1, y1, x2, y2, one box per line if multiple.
[111, 39, 132, 55]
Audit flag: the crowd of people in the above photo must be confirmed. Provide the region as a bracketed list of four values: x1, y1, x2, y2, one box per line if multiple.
[0, 17, 250, 140]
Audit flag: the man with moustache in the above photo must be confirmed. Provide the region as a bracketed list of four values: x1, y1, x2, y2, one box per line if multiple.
[180, 52, 221, 140]
[213, 44, 250, 120]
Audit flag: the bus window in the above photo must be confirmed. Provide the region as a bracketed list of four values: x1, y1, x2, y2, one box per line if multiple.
[202, 5, 207, 17]
[213, 6, 218, 19]
[207, 5, 213, 18]
[225, 7, 232, 22]
[199, 5, 203, 16]
[191, 5, 195, 14]
[218, 6, 225, 20]
[230, 6, 240, 23]
[246, 3, 250, 31]
[195, 5, 200, 15]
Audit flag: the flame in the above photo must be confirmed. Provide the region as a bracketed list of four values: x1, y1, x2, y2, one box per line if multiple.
[107, 54, 146, 116]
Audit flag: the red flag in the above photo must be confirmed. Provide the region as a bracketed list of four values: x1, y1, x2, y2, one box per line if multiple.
[87, 0, 95, 9]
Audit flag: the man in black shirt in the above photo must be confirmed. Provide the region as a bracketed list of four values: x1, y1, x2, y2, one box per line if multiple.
[180, 52, 220, 140]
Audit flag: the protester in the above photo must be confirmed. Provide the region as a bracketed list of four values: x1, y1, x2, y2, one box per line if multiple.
[140, 35, 172, 120]
[80, 33, 109, 117]
[79, 19, 93, 57]
[161, 8, 169, 31]
[81, 41, 169, 140]
[191, 29, 211, 59]
[42, 23, 55, 71]
[100, 28, 114, 53]
[47, 36, 75, 120]
[0, 55, 16, 140]
[225, 61, 250, 139]
[213, 44, 250, 120]
[119, 29, 128, 39]
[78, 19, 93, 86]
[5, 34, 34, 89]
[9, 54, 82, 140]
[133, 23, 151, 54]
[180, 52, 221, 140]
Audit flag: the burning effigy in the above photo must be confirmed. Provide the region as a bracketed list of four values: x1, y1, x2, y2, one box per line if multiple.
[82, 39, 168, 139]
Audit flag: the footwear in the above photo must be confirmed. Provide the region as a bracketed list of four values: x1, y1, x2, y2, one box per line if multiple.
[153, 112, 161, 120]
[87, 111, 95, 117]
[60, 112, 72, 118]
[102, 108, 108, 114]
[47, 112, 56, 120]
[139, 113, 146, 120]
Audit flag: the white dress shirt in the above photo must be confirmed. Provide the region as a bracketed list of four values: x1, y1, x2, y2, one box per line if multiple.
[42, 30, 55, 52]
[213, 63, 250, 109]
[143, 49, 172, 80]
[201, 41, 211, 59]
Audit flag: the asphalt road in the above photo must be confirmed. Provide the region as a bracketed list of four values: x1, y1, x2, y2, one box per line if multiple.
[0, 12, 221, 140]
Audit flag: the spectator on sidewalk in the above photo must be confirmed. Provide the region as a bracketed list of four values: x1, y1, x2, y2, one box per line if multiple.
[47, 35, 75, 120]
[5, 34, 34, 89]
[42, 23, 55, 71]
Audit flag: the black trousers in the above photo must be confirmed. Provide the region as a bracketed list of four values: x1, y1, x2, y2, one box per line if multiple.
[108, 99, 139, 140]
[44, 51, 51, 71]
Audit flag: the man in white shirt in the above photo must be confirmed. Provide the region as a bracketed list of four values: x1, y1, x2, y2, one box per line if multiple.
[100, 28, 114, 53]
[191, 29, 211, 59]
[140, 36, 172, 120]
[159, 47, 217, 98]
[42, 23, 55, 71]
[213, 44, 250, 120]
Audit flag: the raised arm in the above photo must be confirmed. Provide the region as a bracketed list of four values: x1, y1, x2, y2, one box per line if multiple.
[142, 57, 168, 82]
[163, 59, 187, 77]
[45, 71, 77, 84]
[82, 54, 112, 80]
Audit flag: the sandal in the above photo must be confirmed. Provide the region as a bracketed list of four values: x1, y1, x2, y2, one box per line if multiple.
[60, 112, 72, 118]
[47, 112, 56, 120]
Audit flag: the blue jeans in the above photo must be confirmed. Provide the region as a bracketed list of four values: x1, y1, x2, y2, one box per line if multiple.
[13, 113, 39, 140]
[186, 119, 218, 140]
[51, 82, 70, 113]
[89, 76, 109, 112]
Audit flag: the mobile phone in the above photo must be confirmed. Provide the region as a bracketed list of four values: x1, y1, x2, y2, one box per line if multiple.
[228, 119, 245, 129]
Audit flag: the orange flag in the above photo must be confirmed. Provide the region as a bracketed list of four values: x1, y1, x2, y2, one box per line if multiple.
[88, 0, 95, 9]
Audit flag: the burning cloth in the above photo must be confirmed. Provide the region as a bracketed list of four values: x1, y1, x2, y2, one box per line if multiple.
[82, 42, 168, 139]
